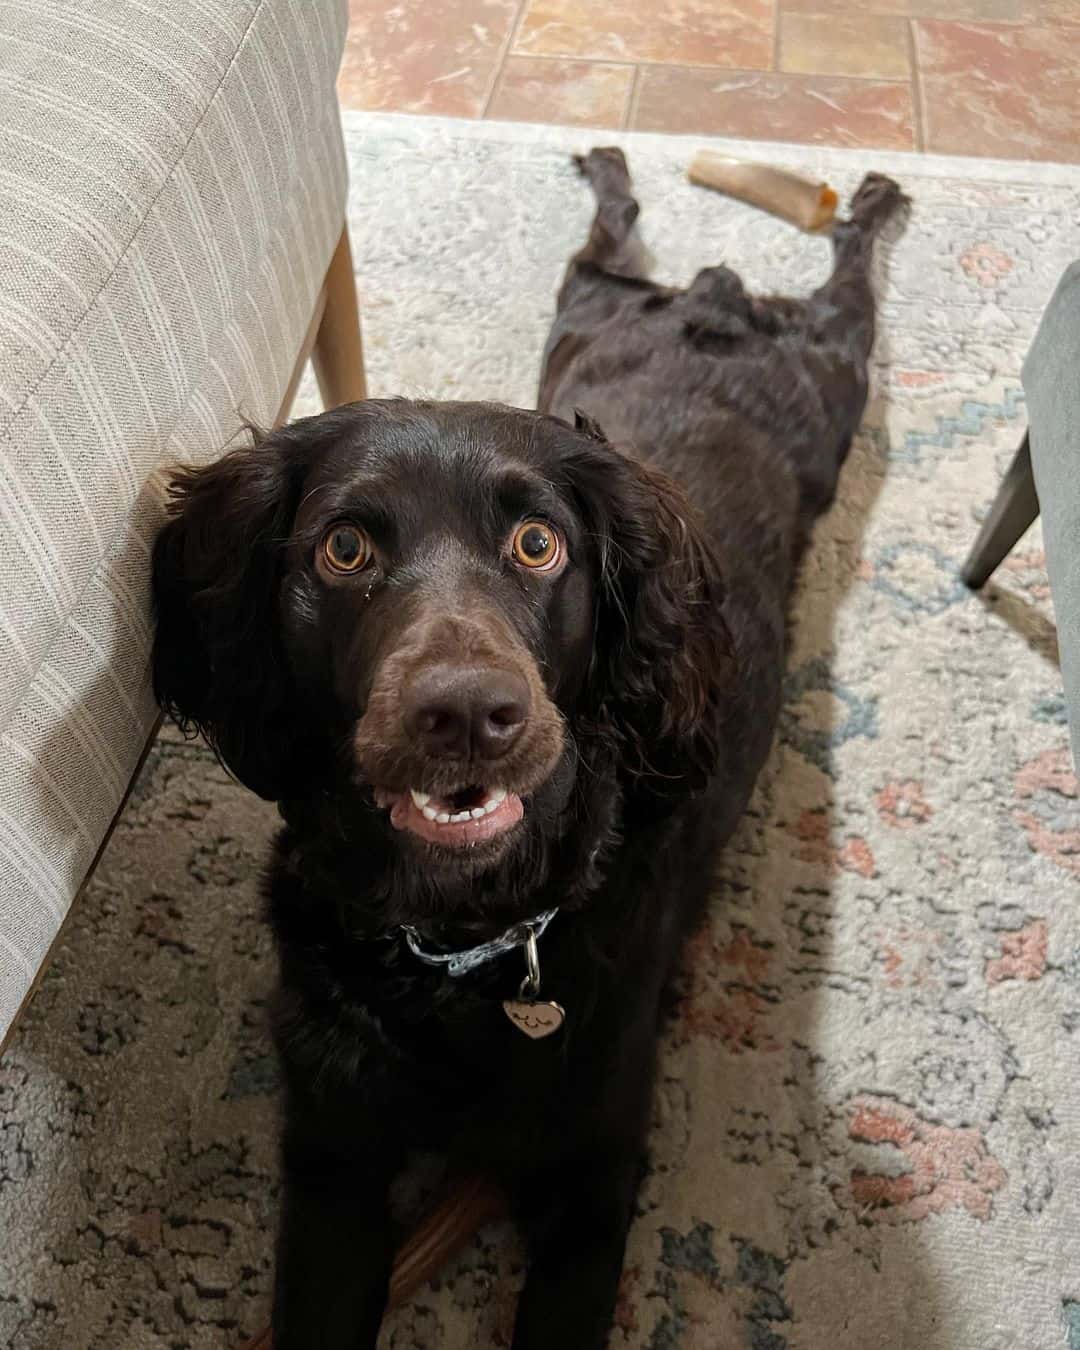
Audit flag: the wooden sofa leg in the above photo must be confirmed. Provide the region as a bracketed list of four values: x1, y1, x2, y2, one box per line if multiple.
[312, 226, 368, 408]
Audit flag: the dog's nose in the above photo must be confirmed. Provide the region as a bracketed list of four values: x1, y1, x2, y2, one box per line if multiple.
[401, 666, 530, 761]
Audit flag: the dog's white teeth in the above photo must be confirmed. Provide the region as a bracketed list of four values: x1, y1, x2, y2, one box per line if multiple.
[466, 795, 502, 818]
[416, 786, 510, 827]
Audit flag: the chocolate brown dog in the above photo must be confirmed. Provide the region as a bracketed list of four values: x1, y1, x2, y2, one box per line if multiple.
[151, 149, 905, 1348]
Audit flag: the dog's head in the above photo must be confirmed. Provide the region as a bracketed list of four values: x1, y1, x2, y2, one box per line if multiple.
[152, 401, 732, 901]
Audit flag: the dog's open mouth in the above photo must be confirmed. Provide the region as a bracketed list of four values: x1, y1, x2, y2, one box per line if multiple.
[379, 784, 525, 849]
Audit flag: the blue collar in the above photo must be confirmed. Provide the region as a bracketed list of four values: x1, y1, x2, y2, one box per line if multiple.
[400, 908, 559, 978]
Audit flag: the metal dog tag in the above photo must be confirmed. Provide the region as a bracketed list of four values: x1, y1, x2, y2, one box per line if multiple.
[503, 926, 565, 1039]
[502, 997, 565, 1039]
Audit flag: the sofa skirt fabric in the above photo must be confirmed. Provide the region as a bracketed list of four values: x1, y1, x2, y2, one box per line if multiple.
[0, 0, 349, 1038]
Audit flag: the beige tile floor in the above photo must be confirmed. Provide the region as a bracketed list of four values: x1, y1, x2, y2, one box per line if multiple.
[337, 0, 1080, 159]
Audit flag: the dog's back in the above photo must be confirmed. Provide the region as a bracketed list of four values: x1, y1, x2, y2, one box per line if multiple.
[540, 151, 905, 588]
[539, 149, 906, 834]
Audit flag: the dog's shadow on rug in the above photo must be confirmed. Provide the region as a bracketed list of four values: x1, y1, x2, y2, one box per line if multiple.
[380, 333, 956, 1344]
[0, 407, 952, 1350]
[607, 404, 951, 1346]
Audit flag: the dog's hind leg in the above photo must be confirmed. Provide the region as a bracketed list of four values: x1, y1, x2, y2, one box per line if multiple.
[775, 174, 908, 521]
[806, 172, 908, 362]
[571, 147, 647, 274]
[554, 147, 656, 313]
[540, 148, 665, 410]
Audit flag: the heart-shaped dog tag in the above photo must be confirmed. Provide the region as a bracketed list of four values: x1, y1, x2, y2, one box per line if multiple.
[502, 999, 565, 1039]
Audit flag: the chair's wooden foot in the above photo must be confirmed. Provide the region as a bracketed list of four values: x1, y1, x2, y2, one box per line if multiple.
[961, 430, 1039, 590]
[237, 1174, 507, 1349]
[312, 225, 368, 409]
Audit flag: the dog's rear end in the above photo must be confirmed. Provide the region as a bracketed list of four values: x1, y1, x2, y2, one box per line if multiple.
[539, 151, 905, 823]
[542, 148, 903, 560]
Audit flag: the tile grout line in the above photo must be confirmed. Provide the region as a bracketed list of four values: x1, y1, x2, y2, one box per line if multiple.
[483, 60, 510, 122]
[772, 0, 782, 73]
[623, 65, 642, 131]
[907, 18, 927, 153]
[480, 0, 531, 120]
[484, 50, 911, 83]
[494, 51, 638, 73]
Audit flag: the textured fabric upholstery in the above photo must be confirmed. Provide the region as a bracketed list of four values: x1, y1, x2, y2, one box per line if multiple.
[1023, 261, 1080, 773]
[0, 0, 349, 1037]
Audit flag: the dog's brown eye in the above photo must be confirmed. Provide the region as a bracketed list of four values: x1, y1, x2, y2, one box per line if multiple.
[512, 521, 560, 570]
[322, 524, 370, 574]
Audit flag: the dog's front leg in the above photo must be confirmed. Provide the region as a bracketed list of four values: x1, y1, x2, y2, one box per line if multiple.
[272, 1123, 395, 1349]
[511, 1141, 642, 1350]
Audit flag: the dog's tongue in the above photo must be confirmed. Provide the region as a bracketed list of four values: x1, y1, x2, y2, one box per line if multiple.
[387, 791, 523, 848]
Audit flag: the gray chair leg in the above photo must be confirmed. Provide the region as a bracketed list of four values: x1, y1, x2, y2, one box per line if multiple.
[961, 431, 1040, 590]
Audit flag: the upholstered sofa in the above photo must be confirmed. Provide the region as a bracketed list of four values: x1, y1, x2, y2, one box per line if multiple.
[0, 0, 365, 1045]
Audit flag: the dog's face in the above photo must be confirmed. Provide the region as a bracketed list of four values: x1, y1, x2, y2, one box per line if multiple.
[152, 401, 731, 898]
[279, 406, 597, 871]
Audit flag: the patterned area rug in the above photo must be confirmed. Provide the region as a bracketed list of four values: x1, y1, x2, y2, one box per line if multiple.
[2, 112, 1079, 1350]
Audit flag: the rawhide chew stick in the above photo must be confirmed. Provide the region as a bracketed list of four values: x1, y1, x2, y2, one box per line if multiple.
[688, 152, 838, 232]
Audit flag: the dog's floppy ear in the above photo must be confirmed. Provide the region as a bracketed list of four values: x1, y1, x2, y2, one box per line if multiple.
[151, 425, 310, 800]
[564, 422, 735, 792]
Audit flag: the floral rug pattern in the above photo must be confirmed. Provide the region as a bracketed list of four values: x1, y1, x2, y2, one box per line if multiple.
[2, 115, 1079, 1350]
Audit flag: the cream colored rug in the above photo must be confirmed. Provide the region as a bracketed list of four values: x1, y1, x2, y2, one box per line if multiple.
[2, 112, 1079, 1350]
